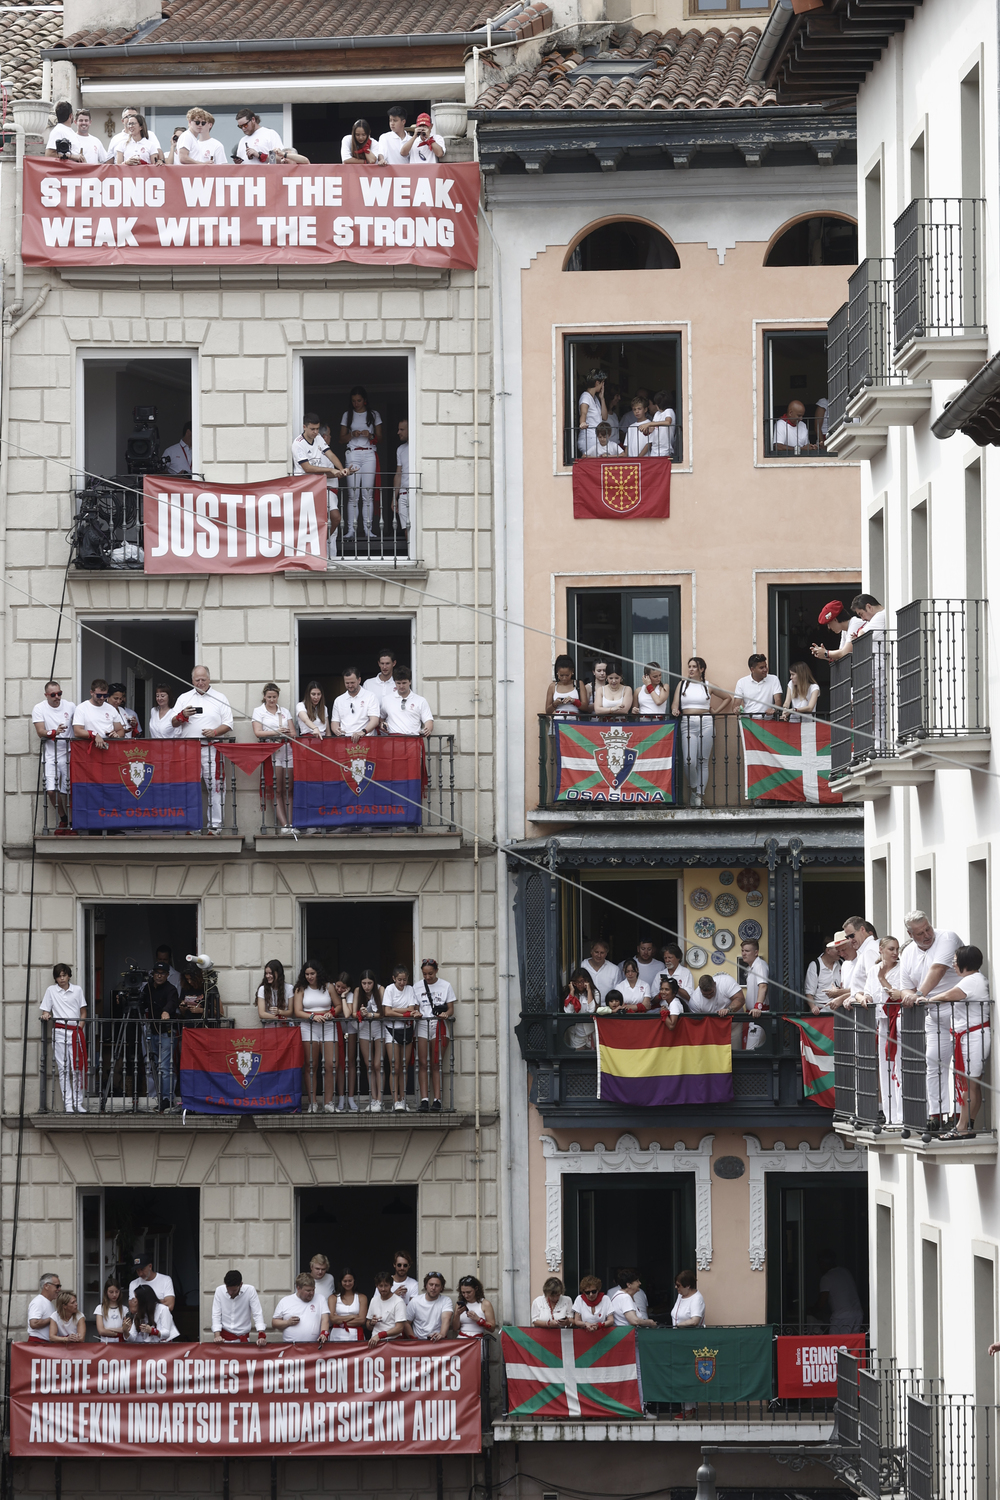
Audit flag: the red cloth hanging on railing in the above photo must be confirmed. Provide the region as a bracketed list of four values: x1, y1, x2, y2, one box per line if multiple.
[215, 741, 280, 790]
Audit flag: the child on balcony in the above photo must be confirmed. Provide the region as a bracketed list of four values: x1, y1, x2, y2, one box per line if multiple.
[563, 969, 597, 1049]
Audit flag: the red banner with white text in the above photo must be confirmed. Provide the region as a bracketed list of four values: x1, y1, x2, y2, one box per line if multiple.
[21, 161, 480, 270]
[775, 1335, 867, 1397]
[10, 1340, 482, 1457]
[143, 475, 327, 573]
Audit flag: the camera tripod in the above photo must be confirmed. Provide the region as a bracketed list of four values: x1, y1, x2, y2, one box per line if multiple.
[100, 995, 157, 1114]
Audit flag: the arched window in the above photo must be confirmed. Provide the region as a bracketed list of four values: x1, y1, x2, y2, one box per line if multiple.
[765, 216, 858, 267]
[565, 221, 680, 272]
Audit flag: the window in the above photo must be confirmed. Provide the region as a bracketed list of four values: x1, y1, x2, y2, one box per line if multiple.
[865, 161, 883, 259]
[297, 1186, 417, 1295]
[565, 221, 679, 272]
[969, 858, 988, 960]
[82, 902, 199, 1016]
[914, 867, 933, 922]
[150, 105, 284, 164]
[910, 495, 929, 600]
[875, 1204, 893, 1358]
[768, 583, 862, 702]
[909, 132, 926, 200]
[922, 1238, 940, 1382]
[765, 1174, 868, 1333]
[292, 103, 432, 165]
[966, 461, 983, 597]
[871, 858, 888, 944]
[563, 333, 681, 465]
[298, 615, 414, 715]
[765, 216, 858, 267]
[302, 900, 415, 985]
[762, 331, 830, 455]
[80, 617, 196, 735]
[561, 1175, 695, 1320]
[868, 506, 885, 602]
[567, 585, 681, 690]
[961, 64, 982, 198]
[802, 871, 866, 972]
[80, 1187, 200, 1340]
[560, 872, 681, 991]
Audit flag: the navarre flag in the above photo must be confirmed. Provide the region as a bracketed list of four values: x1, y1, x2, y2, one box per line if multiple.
[739, 717, 843, 804]
[572, 457, 670, 520]
[785, 1015, 836, 1108]
[776, 1334, 867, 1397]
[180, 1027, 303, 1114]
[501, 1327, 642, 1419]
[70, 738, 202, 831]
[554, 721, 676, 804]
[292, 736, 425, 827]
[636, 1326, 773, 1404]
[596, 1016, 733, 1107]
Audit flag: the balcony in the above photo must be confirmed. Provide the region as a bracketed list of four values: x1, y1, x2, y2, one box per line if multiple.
[893, 196, 988, 381]
[564, 422, 683, 467]
[830, 601, 989, 800]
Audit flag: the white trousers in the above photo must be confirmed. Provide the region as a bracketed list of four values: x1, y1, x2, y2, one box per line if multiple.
[200, 743, 225, 829]
[327, 486, 339, 558]
[680, 715, 714, 796]
[877, 1013, 903, 1123]
[345, 450, 376, 538]
[924, 1011, 953, 1116]
[43, 739, 71, 793]
[53, 1024, 85, 1111]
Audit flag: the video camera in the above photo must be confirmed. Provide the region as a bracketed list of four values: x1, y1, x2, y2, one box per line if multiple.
[125, 406, 166, 477]
[112, 964, 152, 1020]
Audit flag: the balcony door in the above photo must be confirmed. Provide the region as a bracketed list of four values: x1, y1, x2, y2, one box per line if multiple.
[765, 1172, 868, 1333]
[768, 583, 861, 704]
[562, 1175, 695, 1322]
[569, 586, 681, 690]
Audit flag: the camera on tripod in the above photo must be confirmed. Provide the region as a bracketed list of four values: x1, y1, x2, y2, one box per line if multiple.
[125, 406, 167, 477]
[113, 964, 152, 1019]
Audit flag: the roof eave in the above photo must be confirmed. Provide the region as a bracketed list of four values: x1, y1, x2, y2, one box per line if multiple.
[470, 102, 854, 124]
[43, 27, 515, 62]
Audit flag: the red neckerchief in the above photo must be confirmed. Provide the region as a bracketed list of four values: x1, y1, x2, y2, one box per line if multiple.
[580, 1291, 604, 1309]
[564, 995, 582, 1013]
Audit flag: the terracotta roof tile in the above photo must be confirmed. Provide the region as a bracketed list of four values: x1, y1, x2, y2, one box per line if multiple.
[476, 23, 777, 112]
[1, 5, 63, 97]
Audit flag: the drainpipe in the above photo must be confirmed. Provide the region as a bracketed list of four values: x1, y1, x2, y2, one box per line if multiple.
[472, 251, 482, 1276]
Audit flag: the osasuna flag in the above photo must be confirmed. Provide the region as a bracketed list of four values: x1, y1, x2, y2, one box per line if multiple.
[785, 1015, 836, 1107]
[596, 1016, 733, 1107]
[292, 736, 425, 827]
[70, 738, 202, 831]
[572, 457, 670, 520]
[555, 720, 676, 804]
[180, 1027, 303, 1114]
[739, 717, 843, 804]
[776, 1335, 867, 1397]
[501, 1327, 642, 1419]
[144, 475, 327, 574]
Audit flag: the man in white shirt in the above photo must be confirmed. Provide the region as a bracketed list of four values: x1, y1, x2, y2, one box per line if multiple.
[107, 106, 163, 162]
[212, 1271, 267, 1345]
[399, 112, 445, 163]
[899, 911, 964, 1128]
[405, 1273, 453, 1341]
[73, 679, 127, 749]
[740, 940, 769, 1013]
[176, 108, 228, 165]
[660, 944, 693, 1002]
[624, 396, 652, 458]
[381, 669, 433, 736]
[815, 1252, 863, 1334]
[234, 108, 309, 164]
[733, 654, 783, 719]
[814, 396, 830, 449]
[332, 669, 380, 741]
[33, 680, 76, 827]
[366, 1273, 408, 1345]
[773, 399, 812, 452]
[645, 392, 675, 457]
[28, 1272, 61, 1343]
[162, 422, 193, 476]
[39, 963, 88, 1112]
[272, 1274, 329, 1343]
[689, 973, 745, 1016]
[392, 418, 411, 541]
[843, 916, 879, 993]
[805, 943, 842, 1013]
[390, 1252, 419, 1307]
[582, 940, 618, 1001]
[45, 102, 82, 161]
[291, 413, 345, 554]
[129, 1258, 176, 1312]
[73, 109, 108, 164]
[171, 666, 234, 831]
[617, 940, 663, 991]
[364, 652, 398, 710]
[377, 106, 411, 166]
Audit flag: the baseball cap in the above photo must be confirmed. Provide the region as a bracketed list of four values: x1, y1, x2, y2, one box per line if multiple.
[152, 961, 170, 973]
[817, 599, 844, 626]
[415, 112, 432, 127]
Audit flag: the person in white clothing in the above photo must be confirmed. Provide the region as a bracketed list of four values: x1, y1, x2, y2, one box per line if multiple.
[573, 1275, 614, 1328]
[811, 598, 868, 665]
[781, 661, 820, 722]
[400, 112, 446, 162]
[415, 959, 454, 1110]
[291, 415, 350, 556]
[40, 963, 88, 1113]
[272, 1274, 329, 1343]
[377, 107, 411, 166]
[108, 684, 141, 738]
[671, 1270, 705, 1416]
[45, 102, 82, 161]
[843, 917, 879, 993]
[27, 1274, 60, 1343]
[171, 666, 234, 831]
[339, 389, 382, 544]
[128, 1284, 179, 1343]
[341, 118, 381, 164]
[624, 395, 652, 457]
[107, 106, 163, 161]
[176, 108, 227, 164]
[252, 682, 295, 833]
[332, 669, 380, 740]
[73, 109, 108, 163]
[635, 664, 669, 717]
[934, 944, 992, 1139]
[805, 943, 842, 1013]
[577, 369, 607, 454]
[73, 679, 127, 749]
[129, 1258, 175, 1311]
[814, 1253, 863, 1334]
[405, 1273, 453, 1341]
[162, 423, 193, 476]
[95, 1279, 130, 1344]
[735, 939, 768, 1052]
[116, 113, 155, 165]
[234, 108, 308, 163]
[772, 399, 812, 451]
[617, 961, 651, 1011]
[581, 940, 619, 1001]
[212, 1271, 268, 1344]
[899, 911, 964, 1131]
[645, 391, 676, 456]
[366, 1272, 408, 1345]
[148, 684, 179, 740]
[609, 1270, 656, 1328]
[382, 669, 434, 737]
[49, 1290, 86, 1344]
[390, 1251, 419, 1308]
[293, 960, 341, 1113]
[297, 682, 330, 739]
[451, 1276, 495, 1338]
[852, 935, 903, 1123]
[531, 1277, 575, 1327]
[660, 945, 694, 1002]
[672, 657, 729, 806]
[305, 1255, 335, 1304]
[327, 1268, 367, 1341]
[733, 655, 783, 718]
[581, 420, 624, 457]
[392, 419, 411, 544]
[33, 680, 76, 827]
[690, 973, 745, 1018]
[363, 651, 399, 710]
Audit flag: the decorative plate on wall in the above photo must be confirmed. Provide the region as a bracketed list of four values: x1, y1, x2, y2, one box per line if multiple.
[737, 867, 761, 892]
[718, 870, 734, 886]
[714, 928, 736, 951]
[690, 888, 712, 910]
[714, 892, 739, 918]
[738, 918, 763, 943]
[686, 945, 708, 970]
[693, 917, 717, 940]
[710, 950, 728, 966]
[745, 890, 764, 908]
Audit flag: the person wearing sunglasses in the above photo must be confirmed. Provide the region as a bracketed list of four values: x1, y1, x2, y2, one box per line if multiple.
[27, 1272, 62, 1343]
[72, 678, 127, 750]
[32, 679, 76, 830]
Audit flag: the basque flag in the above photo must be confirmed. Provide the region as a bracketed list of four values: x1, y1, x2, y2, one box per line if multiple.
[180, 1027, 303, 1113]
[71, 739, 202, 831]
[501, 1327, 642, 1419]
[596, 1015, 733, 1107]
[739, 718, 843, 805]
[785, 1015, 836, 1108]
[292, 737, 424, 827]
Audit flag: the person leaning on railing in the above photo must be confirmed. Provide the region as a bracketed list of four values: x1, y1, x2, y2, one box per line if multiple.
[671, 656, 731, 807]
[609, 1270, 656, 1329]
[256, 958, 294, 1024]
[573, 1275, 614, 1329]
[171, 666, 234, 834]
[931, 944, 991, 1141]
[49, 1290, 86, 1345]
[39, 963, 88, 1114]
[73, 678, 127, 750]
[95, 1279, 130, 1344]
[33, 679, 76, 831]
[272, 1274, 330, 1344]
[898, 911, 964, 1134]
[530, 1277, 575, 1328]
[252, 682, 295, 834]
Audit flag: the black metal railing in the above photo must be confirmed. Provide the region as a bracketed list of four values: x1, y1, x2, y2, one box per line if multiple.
[564, 420, 683, 466]
[829, 633, 897, 775]
[826, 300, 851, 432]
[894, 196, 986, 350]
[847, 257, 899, 401]
[896, 598, 988, 743]
[762, 415, 828, 457]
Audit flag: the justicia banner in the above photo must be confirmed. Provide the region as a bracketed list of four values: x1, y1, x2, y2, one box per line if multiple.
[143, 476, 328, 574]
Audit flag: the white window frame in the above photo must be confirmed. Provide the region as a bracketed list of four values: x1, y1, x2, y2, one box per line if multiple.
[75, 613, 200, 711]
[75, 347, 200, 483]
[752, 319, 852, 469]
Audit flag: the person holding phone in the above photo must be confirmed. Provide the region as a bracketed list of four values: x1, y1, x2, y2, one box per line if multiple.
[171, 666, 234, 833]
[399, 112, 445, 163]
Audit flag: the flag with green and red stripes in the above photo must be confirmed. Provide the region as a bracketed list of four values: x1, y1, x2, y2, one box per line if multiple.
[501, 1326, 642, 1419]
[739, 717, 843, 804]
[785, 1015, 836, 1107]
[554, 720, 676, 804]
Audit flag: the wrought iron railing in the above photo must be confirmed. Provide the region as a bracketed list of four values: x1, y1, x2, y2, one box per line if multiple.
[564, 420, 683, 466]
[826, 300, 851, 431]
[896, 598, 988, 743]
[848, 257, 900, 400]
[829, 633, 897, 774]
[894, 196, 986, 350]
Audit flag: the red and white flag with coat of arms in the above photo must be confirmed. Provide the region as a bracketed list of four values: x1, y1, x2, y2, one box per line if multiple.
[572, 457, 671, 520]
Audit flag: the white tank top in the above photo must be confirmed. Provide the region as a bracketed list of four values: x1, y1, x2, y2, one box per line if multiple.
[328, 1292, 361, 1341]
[598, 686, 628, 714]
[678, 681, 712, 711]
[458, 1301, 488, 1337]
[552, 686, 580, 716]
[637, 684, 667, 716]
[301, 985, 330, 1017]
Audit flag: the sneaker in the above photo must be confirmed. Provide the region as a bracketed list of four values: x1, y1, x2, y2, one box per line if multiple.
[76, 1103, 88, 1114]
[280, 825, 294, 836]
[323, 1101, 337, 1113]
[394, 1100, 406, 1112]
[348, 1096, 359, 1112]
[369, 1099, 382, 1113]
[336, 1096, 346, 1113]
[418, 1098, 430, 1113]
[308, 1101, 318, 1114]
[431, 1098, 442, 1112]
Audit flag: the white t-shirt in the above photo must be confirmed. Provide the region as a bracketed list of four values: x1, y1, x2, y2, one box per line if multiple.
[120, 138, 154, 165]
[661, 964, 694, 998]
[172, 686, 233, 739]
[850, 935, 880, 990]
[618, 957, 663, 990]
[129, 1273, 175, 1305]
[617, 978, 650, 1008]
[816, 397, 830, 436]
[633, 1288, 649, 1320]
[857, 609, 887, 637]
[257, 981, 294, 1018]
[582, 958, 619, 1001]
[625, 422, 650, 458]
[390, 1275, 419, 1307]
[94, 1303, 125, 1335]
[363, 674, 398, 709]
[341, 133, 379, 162]
[149, 706, 180, 739]
[291, 433, 332, 477]
[586, 439, 624, 457]
[377, 130, 410, 165]
[805, 957, 841, 1009]
[252, 704, 293, 739]
[236, 126, 284, 162]
[609, 1289, 638, 1327]
[297, 701, 329, 736]
[395, 441, 410, 490]
[743, 956, 769, 1010]
[212, 1283, 265, 1334]
[40, 983, 86, 1020]
[33, 699, 76, 739]
[109, 128, 162, 156]
[647, 409, 675, 456]
[47, 124, 81, 155]
[73, 699, 127, 739]
[341, 410, 381, 450]
[417, 977, 456, 1019]
[368, 1290, 408, 1336]
[175, 129, 227, 165]
[573, 1293, 613, 1327]
[76, 134, 108, 164]
[162, 441, 193, 474]
[273, 1293, 325, 1343]
[578, 391, 603, 432]
[28, 1293, 55, 1339]
[671, 1290, 705, 1327]
[128, 1304, 179, 1342]
[734, 673, 783, 716]
[382, 691, 432, 735]
[636, 684, 667, 717]
[689, 975, 743, 1014]
[332, 687, 379, 731]
[406, 1292, 453, 1339]
[664, 997, 685, 1017]
[530, 1294, 574, 1324]
[409, 134, 446, 162]
[953, 971, 990, 1031]
[383, 983, 417, 1016]
[899, 930, 963, 999]
[774, 416, 810, 448]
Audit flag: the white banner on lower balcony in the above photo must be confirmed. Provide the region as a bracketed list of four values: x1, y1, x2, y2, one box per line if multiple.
[143, 475, 327, 573]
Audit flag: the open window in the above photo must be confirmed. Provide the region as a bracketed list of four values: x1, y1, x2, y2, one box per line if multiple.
[802, 871, 866, 977]
[81, 1187, 200, 1340]
[767, 583, 861, 704]
[82, 902, 199, 1017]
[765, 215, 859, 267]
[560, 872, 681, 993]
[565, 221, 680, 272]
[563, 332, 681, 465]
[301, 899, 415, 984]
[766, 1173, 868, 1333]
[297, 615, 414, 712]
[567, 585, 681, 690]
[291, 103, 432, 165]
[297, 1186, 418, 1297]
[562, 1174, 695, 1322]
[80, 616, 196, 734]
[762, 331, 830, 456]
[150, 105, 284, 164]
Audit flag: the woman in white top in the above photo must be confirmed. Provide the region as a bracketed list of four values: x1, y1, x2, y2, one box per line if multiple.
[128, 1285, 179, 1343]
[256, 959, 294, 1024]
[354, 969, 386, 1112]
[671, 656, 729, 807]
[782, 661, 820, 723]
[635, 663, 669, 718]
[451, 1275, 496, 1338]
[383, 966, 418, 1112]
[116, 112, 153, 165]
[853, 935, 903, 1125]
[49, 1289, 85, 1343]
[671, 1270, 705, 1416]
[545, 654, 583, 718]
[252, 682, 295, 833]
[590, 662, 632, 719]
[530, 1277, 575, 1327]
[332, 970, 359, 1113]
[609, 1271, 656, 1328]
[297, 681, 330, 738]
[148, 683, 179, 739]
[935, 944, 992, 1139]
[339, 386, 382, 544]
[327, 1267, 368, 1342]
[577, 369, 607, 455]
[95, 1279, 130, 1343]
[341, 118, 380, 164]
[293, 960, 342, 1113]
[618, 960, 651, 1011]
[573, 1275, 614, 1329]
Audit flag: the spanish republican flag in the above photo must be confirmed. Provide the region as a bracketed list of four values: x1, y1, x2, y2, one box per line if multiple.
[596, 1016, 733, 1106]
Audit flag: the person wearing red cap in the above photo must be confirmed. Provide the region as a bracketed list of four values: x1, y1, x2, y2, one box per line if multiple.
[400, 113, 445, 163]
[811, 598, 862, 663]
